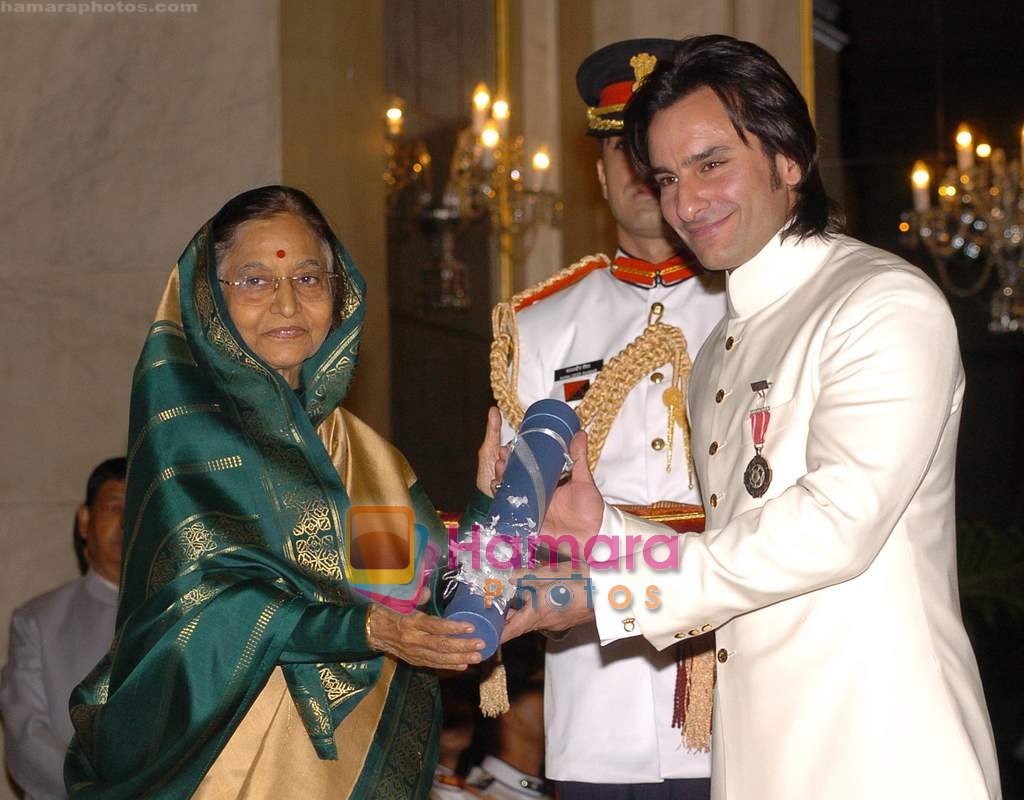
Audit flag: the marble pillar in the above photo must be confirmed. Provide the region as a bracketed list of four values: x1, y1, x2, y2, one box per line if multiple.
[0, 4, 280, 797]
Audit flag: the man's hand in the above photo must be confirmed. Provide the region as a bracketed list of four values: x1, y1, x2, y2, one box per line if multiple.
[487, 415, 604, 546]
[501, 563, 596, 641]
[475, 406, 504, 496]
[523, 428, 605, 546]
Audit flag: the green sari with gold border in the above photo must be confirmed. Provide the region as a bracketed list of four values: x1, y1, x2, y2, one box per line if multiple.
[66, 209, 447, 799]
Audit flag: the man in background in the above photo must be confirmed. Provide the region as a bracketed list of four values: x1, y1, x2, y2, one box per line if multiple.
[1, 457, 125, 799]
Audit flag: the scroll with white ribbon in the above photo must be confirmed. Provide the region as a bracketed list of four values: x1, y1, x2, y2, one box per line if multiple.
[444, 399, 580, 658]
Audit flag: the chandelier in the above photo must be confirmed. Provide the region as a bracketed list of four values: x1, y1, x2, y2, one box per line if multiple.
[383, 85, 562, 308]
[900, 122, 1024, 333]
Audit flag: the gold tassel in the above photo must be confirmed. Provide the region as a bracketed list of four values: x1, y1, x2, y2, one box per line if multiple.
[478, 648, 510, 718]
[682, 640, 715, 752]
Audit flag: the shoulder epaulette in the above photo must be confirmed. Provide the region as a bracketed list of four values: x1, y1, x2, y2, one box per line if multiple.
[492, 257, 612, 432]
[510, 253, 610, 313]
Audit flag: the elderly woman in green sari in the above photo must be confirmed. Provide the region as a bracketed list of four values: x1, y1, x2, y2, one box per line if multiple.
[65, 186, 487, 799]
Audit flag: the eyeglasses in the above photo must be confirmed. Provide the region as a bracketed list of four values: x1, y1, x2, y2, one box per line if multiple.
[218, 269, 337, 305]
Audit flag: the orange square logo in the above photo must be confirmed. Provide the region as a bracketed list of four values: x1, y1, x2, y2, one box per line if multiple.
[563, 379, 590, 402]
[345, 505, 415, 585]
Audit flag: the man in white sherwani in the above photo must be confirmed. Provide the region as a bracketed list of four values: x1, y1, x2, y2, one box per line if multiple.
[489, 39, 726, 800]
[502, 35, 1002, 800]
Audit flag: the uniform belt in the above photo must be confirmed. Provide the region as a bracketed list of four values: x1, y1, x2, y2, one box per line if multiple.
[440, 502, 705, 533]
[613, 501, 705, 533]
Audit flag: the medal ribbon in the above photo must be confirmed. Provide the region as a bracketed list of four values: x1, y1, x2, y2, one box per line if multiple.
[750, 409, 771, 452]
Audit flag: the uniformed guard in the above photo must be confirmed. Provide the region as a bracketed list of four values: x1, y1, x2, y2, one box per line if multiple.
[489, 38, 726, 800]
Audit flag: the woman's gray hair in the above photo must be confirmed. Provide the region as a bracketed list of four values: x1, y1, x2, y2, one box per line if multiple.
[211, 186, 344, 323]
[213, 187, 337, 278]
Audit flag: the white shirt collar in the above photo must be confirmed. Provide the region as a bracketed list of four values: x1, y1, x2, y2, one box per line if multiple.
[726, 231, 834, 319]
[478, 755, 546, 797]
[84, 569, 119, 603]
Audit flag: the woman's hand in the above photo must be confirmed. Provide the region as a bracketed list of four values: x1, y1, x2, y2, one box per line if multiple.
[366, 604, 485, 670]
[475, 407, 504, 496]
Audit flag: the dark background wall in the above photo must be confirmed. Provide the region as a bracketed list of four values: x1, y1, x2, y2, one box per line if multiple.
[839, 1, 1024, 793]
[384, 0, 496, 512]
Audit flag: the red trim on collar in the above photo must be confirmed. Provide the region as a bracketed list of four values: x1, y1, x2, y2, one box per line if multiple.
[611, 253, 700, 288]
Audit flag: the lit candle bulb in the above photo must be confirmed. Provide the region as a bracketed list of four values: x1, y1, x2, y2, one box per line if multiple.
[492, 97, 510, 139]
[472, 83, 491, 136]
[938, 166, 958, 206]
[385, 104, 403, 137]
[480, 120, 499, 168]
[911, 161, 931, 213]
[531, 146, 551, 190]
[955, 123, 974, 172]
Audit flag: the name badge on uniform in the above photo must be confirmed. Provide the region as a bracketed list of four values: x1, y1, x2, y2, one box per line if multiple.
[744, 380, 773, 498]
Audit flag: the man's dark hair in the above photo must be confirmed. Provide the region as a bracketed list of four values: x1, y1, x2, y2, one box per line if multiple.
[624, 34, 842, 241]
[74, 456, 127, 574]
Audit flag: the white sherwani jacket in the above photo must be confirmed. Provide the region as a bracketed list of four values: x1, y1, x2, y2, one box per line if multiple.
[594, 233, 1001, 799]
[509, 261, 726, 782]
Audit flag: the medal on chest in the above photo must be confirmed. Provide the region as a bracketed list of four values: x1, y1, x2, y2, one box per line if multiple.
[743, 380, 773, 498]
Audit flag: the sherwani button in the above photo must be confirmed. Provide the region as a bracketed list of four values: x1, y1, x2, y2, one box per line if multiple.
[623, 617, 636, 632]
[701, 624, 713, 632]
[650, 371, 664, 384]
[717, 648, 729, 663]
[674, 631, 687, 639]
[651, 438, 666, 451]
[725, 336, 735, 351]
[709, 441, 719, 455]
[709, 493, 719, 508]
[715, 389, 726, 403]
[651, 302, 664, 315]
[688, 629, 700, 636]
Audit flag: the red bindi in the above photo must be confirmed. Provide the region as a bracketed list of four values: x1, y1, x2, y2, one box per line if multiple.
[276, 249, 286, 258]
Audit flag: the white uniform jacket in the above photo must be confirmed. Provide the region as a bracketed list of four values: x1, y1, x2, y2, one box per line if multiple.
[508, 259, 726, 782]
[594, 234, 1001, 799]
[0, 571, 118, 800]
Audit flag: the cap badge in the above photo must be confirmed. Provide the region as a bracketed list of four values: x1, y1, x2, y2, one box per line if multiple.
[630, 52, 658, 91]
